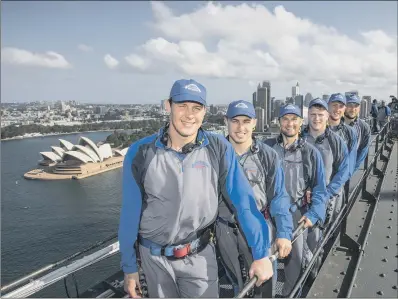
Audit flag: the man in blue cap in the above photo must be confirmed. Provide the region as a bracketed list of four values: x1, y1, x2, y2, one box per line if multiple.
[343, 94, 371, 173]
[301, 98, 350, 278]
[120, 79, 274, 298]
[217, 100, 293, 297]
[327, 93, 358, 177]
[264, 104, 328, 297]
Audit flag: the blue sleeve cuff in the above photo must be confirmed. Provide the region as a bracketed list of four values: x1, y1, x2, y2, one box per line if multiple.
[122, 263, 138, 274]
[251, 246, 269, 260]
[276, 231, 292, 240]
[304, 212, 319, 227]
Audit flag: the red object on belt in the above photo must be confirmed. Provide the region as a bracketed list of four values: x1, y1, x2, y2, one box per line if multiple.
[173, 244, 191, 258]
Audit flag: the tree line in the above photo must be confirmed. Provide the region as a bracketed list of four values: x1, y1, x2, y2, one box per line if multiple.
[1, 119, 163, 139]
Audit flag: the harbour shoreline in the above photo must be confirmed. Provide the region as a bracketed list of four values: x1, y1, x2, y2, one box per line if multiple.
[1, 130, 117, 142]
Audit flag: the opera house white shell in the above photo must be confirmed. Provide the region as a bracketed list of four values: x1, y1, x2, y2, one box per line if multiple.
[38, 136, 128, 166]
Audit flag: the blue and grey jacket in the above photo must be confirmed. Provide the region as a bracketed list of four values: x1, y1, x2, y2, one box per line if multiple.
[345, 118, 371, 172]
[263, 136, 328, 225]
[119, 127, 271, 273]
[301, 126, 350, 200]
[329, 121, 358, 177]
[233, 139, 293, 241]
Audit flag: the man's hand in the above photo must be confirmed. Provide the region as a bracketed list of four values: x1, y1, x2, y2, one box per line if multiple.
[124, 273, 141, 298]
[299, 215, 313, 228]
[305, 190, 312, 204]
[249, 257, 274, 286]
[275, 238, 292, 258]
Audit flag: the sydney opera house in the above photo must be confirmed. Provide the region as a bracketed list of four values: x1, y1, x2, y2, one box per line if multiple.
[24, 136, 128, 180]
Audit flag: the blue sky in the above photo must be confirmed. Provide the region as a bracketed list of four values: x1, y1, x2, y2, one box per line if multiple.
[1, 1, 397, 104]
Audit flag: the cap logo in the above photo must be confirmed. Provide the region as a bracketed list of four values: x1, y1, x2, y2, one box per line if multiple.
[285, 104, 296, 110]
[184, 84, 201, 93]
[235, 102, 248, 108]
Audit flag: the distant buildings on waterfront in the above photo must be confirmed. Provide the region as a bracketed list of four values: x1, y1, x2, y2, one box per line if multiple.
[250, 81, 375, 132]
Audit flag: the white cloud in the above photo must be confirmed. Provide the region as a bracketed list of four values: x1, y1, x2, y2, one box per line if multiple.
[78, 44, 94, 52]
[1, 47, 72, 69]
[106, 1, 397, 97]
[104, 54, 119, 69]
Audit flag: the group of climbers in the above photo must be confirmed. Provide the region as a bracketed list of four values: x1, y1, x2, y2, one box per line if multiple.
[118, 79, 374, 298]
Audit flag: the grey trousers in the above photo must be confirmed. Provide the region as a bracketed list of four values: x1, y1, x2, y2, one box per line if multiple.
[139, 243, 219, 298]
[215, 219, 277, 297]
[282, 207, 312, 297]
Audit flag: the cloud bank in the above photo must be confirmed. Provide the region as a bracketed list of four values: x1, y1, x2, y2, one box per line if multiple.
[105, 1, 397, 96]
[1, 47, 72, 69]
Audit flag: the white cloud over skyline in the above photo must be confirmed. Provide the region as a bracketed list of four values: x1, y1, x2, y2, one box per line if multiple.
[77, 44, 94, 52]
[106, 1, 397, 98]
[1, 47, 72, 69]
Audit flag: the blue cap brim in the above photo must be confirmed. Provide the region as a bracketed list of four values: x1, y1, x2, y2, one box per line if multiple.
[171, 94, 206, 106]
[227, 112, 256, 118]
[279, 112, 302, 118]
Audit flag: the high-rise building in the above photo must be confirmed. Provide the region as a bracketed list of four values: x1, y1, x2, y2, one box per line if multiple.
[295, 95, 304, 117]
[273, 99, 284, 120]
[292, 82, 300, 97]
[360, 100, 368, 119]
[256, 82, 270, 126]
[255, 107, 265, 132]
[322, 94, 330, 102]
[160, 99, 168, 113]
[286, 97, 294, 104]
[362, 96, 372, 113]
[304, 93, 313, 107]
[252, 91, 257, 108]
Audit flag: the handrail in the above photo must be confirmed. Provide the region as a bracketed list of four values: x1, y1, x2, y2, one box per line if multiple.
[1, 233, 118, 293]
[2, 242, 120, 298]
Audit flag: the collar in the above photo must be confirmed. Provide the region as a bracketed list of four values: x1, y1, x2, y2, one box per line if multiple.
[302, 125, 328, 139]
[342, 116, 358, 126]
[155, 124, 209, 150]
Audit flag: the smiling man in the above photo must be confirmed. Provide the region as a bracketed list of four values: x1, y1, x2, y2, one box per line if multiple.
[264, 104, 328, 297]
[301, 98, 350, 278]
[119, 79, 274, 298]
[216, 100, 293, 297]
[343, 94, 371, 173]
[327, 93, 358, 178]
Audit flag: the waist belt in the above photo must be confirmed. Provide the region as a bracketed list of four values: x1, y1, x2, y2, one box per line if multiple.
[139, 227, 212, 259]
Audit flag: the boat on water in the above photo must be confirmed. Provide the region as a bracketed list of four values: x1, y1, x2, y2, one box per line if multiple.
[2, 120, 397, 298]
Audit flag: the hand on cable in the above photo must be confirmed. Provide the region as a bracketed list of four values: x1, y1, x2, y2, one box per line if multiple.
[298, 215, 313, 228]
[275, 238, 292, 258]
[249, 257, 274, 287]
[124, 272, 142, 298]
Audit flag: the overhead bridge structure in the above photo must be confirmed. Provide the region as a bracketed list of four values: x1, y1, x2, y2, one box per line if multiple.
[1, 123, 397, 298]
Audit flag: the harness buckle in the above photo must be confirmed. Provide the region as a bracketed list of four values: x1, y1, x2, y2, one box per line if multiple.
[173, 244, 191, 258]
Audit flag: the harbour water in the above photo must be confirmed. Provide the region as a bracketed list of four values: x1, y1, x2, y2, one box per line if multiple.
[1, 131, 125, 297]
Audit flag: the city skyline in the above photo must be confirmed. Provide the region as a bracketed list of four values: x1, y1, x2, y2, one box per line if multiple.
[1, 1, 397, 104]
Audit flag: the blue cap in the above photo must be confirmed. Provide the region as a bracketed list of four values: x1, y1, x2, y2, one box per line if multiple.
[226, 100, 256, 118]
[328, 93, 346, 105]
[279, 104, 302, 118]
[346, 94, 361, 105]
[169, 79, 206, 105]
[309, 98, 328, 110]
